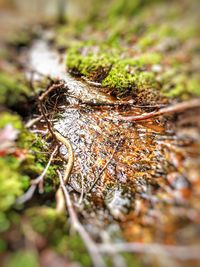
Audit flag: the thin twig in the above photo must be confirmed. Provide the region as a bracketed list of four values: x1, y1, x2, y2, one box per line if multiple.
[98, 242, 200, 260]
[57, 170, 106, 267]
[81, 76, 103, 87]
[39, 82, 65, 102]
[31, 146, 58, 184]
[17, 184, 37, 205]
[25, 115, 43, 128]
[78, 172, 85, 205]
[54, 131, 74, 184]
[38, 82, 64, 138]
[116, 99, 200, 122]
[55, 131, 74, 212]
[30, 129, 49, 134]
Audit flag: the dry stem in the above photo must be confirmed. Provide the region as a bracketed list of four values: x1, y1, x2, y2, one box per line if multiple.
[117, 99, 200, 122]
[98, 242, 200, 260]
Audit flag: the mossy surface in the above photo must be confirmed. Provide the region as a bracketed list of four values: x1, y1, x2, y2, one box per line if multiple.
[64, 0, 200, 100]
[5, 250, 39, 267]
[0, 111, 57, 234]
[66, 45, 163, 97]
[0, 72, 31, 107]
[0, 112, 22, 129]
[0, 156, 27, 233]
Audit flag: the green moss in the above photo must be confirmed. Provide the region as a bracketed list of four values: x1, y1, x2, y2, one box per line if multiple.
[18, 132, 57, 188]
[187, 78, 200, 96]
[0, 238, 7, 252]
[67, 45, 120, 81]
[102, 59, 158, 95]
[5, 250, 39, 267]
[0, 112, 22, 129]
[0, 156, 29, 232]
[0, 157, 24, 213]
[0, 111, 54, 183]
[135, 52, 162, 65]
[18, 129, 48, 173]
[161, 72, 200, 98]
[138, 34, 156, 49]
[102, 59, 135, 93]
[26, 207, 64, 234]
[0, 112, 29, 233]
[64, 0, 200, 101]
[122, 253, 142, 267]
[67, 45, 161, 96]
[0, 111, 58, 235]
[66, 234, 92, 267]
[135, 71, 157, 89]
[0, 72, 30, 107]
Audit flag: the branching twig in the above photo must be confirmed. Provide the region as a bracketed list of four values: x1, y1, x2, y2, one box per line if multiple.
[17, 184, 37, 205]
[37, 81, 75, 211]
[117, 99, 200, 122]
[17, 146, 58, 204]
[25, 115, 43, 128]
[38, 82, 64, 138]
[57, 170, 106, 267]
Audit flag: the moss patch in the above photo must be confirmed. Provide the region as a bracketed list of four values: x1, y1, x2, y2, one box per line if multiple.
[63, 0, 200, 100]
[0, 72, 31, 108]
[0, 112, 22, 129]
[5, 250, 39, 267]
[67, 45, 162, 96]
[0, 111, 58, 234]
